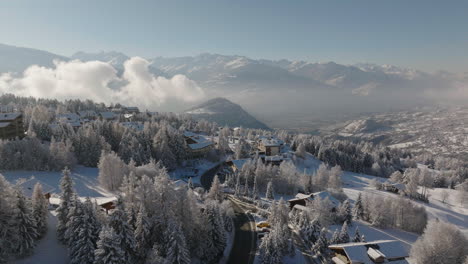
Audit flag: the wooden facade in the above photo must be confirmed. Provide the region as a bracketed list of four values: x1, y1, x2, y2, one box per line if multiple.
[0, 113, 24, 140]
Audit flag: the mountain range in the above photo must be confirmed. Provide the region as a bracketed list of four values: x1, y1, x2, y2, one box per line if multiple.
[0, 43, 465, 129]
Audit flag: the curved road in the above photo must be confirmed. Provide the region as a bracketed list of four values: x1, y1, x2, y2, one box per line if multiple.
[200, 166, 256, 264]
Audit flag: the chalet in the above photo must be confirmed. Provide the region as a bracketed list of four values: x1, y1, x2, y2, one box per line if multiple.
[77, 110, 98, 120]
[289, 191, 340, 210]
[18, 176, 55, 201]
[99, 111, 117, 121]
[257, 136, 283, 156]
[124, 106, 140, 114]
[97, 197, 118, 214]
[329, 240, 409, 264]
[183, 131, 215, 159]
[288, 193, 313, 209]
[227, 159, 250, 173]
[382, 181, 406, 194]
[0, 112, 24, 139]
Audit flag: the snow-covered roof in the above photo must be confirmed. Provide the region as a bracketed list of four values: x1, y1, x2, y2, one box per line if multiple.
[292, 204, 308, 211]
[188, 141, 214, 150]
[259, 136, 283, 147]
[295, 193, 313, 200]
[230, 159, 250, 170]
[57, 113, 80, 122]
[99, 111, 116, 119]
[384, 181, 406, 190]
[0, 112, 21, 121]
[18, 176, 56, 197]
[121, 122, 144, 131]
[329, 240, 409, 264]
[77, 110, 97, 117]
[184, 131, 199, 138]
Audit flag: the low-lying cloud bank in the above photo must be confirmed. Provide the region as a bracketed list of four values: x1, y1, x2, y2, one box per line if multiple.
[0, 57, 205, 110]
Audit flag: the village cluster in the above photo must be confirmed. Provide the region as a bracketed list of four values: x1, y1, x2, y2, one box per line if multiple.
[0, 95, 467, 264]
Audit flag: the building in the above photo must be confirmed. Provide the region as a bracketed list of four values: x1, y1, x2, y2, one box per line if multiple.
[99, 111, 117, 121]
[0, 112, 24, 139]
[124, 106, 140, 114]
[183, 131, 215, 159]
[329, 240, 409, 264]
[257, 136, 283, 156]
[382, 181, 406, 194]
[289, 191, 340, 210]
[227, 159, 250, 173]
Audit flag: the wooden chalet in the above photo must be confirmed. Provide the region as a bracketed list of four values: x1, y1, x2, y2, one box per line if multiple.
[0, 112, 24, 139]
[184, 131, 215, 159]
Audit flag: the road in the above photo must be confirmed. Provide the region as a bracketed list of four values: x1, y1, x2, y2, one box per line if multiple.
[200, 167, 257, 264]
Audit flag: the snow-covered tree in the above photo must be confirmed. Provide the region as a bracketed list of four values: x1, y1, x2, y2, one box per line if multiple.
[328, 165, 343, 191]
[0, 174, 16, 261]
[338, 221, 350, 243]
[134, 203, 151, 261]
[312, 228, 330, 258]
[69, 198, 101, 264]
[57, 168, 75, 243]
[164, 221, 191, 264]
[13, 189, 38, 256]
[207, 175, 223, 202]
[295, 143, 306, 158]
[31, 183, 48, 238]
[410, 220, 467, 264]
[338, 199, 352, 224]
[108, 198, 136, 262]
[353, 193, 364, 220]
[98, 151, 128, 191]
[94, 226, 125, 264]
[353, 226, 364, 242]
[266, 181, 274, 200]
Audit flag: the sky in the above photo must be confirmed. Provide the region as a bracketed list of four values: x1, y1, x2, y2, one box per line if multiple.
[0, 0, 467, 73]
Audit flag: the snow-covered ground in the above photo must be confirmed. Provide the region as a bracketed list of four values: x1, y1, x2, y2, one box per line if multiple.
[295, 153, 468, 239]
[2, 166, 114, 199]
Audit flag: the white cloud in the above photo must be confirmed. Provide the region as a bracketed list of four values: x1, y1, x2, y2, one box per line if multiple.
[0, 57, 205, 110]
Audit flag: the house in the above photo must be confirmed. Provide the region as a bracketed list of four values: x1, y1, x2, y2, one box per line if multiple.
[288, 193, 313, 209]
[329, 240, 409, 264]
[97, 197, 118, 214]
[383, 181, 406, 194]
[289, 191, 340, 210]
[227, 159, 250, 173]
[57, 113, 81, 123]
[77, 110, 98, 120]
[124, 106, 140, 114]
[18, 176, 56, 201]
[99, 111, 117, 121]
[0, 112, 24, 139]
[183, 131, 215, 158]
[257, 136, 283, 156]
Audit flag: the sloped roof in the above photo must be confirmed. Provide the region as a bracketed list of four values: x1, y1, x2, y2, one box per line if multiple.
[0, 112, 21, 121]
[188, 141, 214, 150]
[230, 159, 250, 170]
[329, 240, 409, 264]
[99, 112, 116, 119]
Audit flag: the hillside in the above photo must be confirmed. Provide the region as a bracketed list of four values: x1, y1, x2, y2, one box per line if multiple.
[185, 97, 270, 129]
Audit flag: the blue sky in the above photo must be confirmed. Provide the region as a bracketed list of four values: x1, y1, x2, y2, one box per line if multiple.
[0, 0, 467, 72]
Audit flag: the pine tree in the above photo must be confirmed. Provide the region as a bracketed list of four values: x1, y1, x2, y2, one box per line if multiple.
[339, 199, 352, 224]
[165, 221, 191, 264]
[108, 198, 136, 262]
[353, 226, 363, 242]
[330, 229, 340, 244]
[94, 226, 125, 264]
[251, 174, 259, 200]
[207, 175, 222, 202]
[203, 202, 226, 262]
[266, 181, 274, 200]
[69, 198, 101, 264]
[0, 175, 16, 262]
[258, 231, 282, 264]
[234, 174, 241, 197]
[312, 228, 330, 257]
[31, 183, 48, 238]
[13, 189, 38, 256]
[57, 167, 75, 243]
[339, 221, 350, 243]
[134, 203, 151, 261]
[352, 192, 364, 220]
[145, 244, 166, 264]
